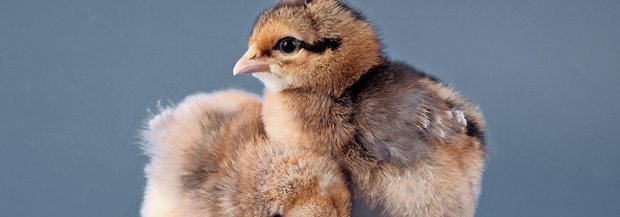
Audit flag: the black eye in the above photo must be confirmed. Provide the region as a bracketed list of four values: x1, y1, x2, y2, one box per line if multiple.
[271, 214, 282, 217]
[276, 37, 301, 54]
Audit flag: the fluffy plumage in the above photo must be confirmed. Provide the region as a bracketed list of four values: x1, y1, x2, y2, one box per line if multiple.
[140, 90, 351, 217]
[234, 0, 486, 216]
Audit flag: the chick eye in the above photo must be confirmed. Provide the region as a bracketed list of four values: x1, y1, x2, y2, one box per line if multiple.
[271, 214, 282, 217]
[276, 37, 301, 54]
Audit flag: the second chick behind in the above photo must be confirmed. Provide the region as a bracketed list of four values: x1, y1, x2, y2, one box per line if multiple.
[140, 90, 351, 217]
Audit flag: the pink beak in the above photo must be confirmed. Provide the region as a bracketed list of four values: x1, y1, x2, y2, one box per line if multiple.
[233, 50, 271, 75]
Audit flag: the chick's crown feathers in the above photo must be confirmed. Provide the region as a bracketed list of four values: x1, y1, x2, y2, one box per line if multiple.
[273, 0, 366, 21]
[278, 0, 313, 5]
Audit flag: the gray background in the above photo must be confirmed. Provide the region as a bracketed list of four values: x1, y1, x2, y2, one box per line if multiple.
[1, 0, 618, 216]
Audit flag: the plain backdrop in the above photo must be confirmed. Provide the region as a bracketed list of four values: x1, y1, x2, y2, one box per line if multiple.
[1, 0, 619, 216]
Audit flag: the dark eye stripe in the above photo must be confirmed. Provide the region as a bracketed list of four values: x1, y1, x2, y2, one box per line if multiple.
[300, 37, 342, 53]
[273, 37, 342, 54]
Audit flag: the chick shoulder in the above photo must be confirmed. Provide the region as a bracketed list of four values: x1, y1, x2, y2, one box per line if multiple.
[342, 62, 485, 166]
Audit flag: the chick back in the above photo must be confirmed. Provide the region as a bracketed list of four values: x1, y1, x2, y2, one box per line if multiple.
[339, 61, 486, 217]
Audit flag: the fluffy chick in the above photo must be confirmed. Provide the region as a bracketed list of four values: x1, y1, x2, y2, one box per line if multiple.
[233, 1, 486, 217]
[140, 90, 351, 217]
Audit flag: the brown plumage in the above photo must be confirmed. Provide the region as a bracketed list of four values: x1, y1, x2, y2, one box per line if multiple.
[233, 0, 486, 216]
[140, 90, 351, 217]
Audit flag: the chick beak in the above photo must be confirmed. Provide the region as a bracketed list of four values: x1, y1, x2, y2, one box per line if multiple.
[233, 49, 271, 75]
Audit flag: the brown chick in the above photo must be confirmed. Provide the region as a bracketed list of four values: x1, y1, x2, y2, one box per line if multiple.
[140, 90, 351, 217]
[233, 1, 486, 217]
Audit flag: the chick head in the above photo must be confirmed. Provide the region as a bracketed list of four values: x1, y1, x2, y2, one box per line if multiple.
[234, 0, 382, 95]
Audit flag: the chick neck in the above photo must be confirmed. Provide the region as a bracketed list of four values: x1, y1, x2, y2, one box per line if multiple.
[261, 58, 387, 155]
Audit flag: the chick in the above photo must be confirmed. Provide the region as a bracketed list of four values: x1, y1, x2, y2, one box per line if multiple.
[140, 90, 351, 217]
[233, 1, 486, 216]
